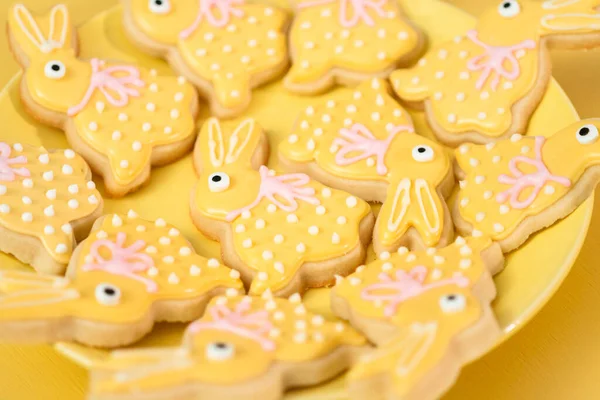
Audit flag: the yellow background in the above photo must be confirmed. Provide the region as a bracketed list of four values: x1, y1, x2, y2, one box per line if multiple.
[1, 0, 600, 398]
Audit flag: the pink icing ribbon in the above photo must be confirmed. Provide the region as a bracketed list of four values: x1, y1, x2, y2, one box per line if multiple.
[361, 265, 469, 317]
[0, 143, 30, 181]
[333, 123, 413, 175]
[496, 136, 571, 209]
[180, 0, 245, 39]
[67, 58, 145, 117]
[82, 232, 157, 292]
[298, 0, 387, 27]
[466, 30, 536, 91]
[188, 302, 275, 351]
[226, 166, 320, 221]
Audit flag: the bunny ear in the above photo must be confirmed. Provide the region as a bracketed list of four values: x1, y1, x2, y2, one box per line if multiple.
[224, 118, 261, 166]
[195, 118, 226, 171]
[540, 0, 600, 35]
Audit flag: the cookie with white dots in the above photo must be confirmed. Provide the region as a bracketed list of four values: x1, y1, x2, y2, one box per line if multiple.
[0, 141, 103, 274]
[0, 211, 243, 348]
[190, 117, 375, 297]
[331, 236, 504, 400]
[122, 0, 289, 118]
[7, 4, 200, 197]
[88, 293, 367, 400]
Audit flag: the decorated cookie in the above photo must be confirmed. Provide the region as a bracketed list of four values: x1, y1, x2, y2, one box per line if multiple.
[0, 211, 243, 347]
[190, 118, 375, 297]
[88, 293, 367, 400]
[121, 0, 289, 118]
[332, 236, 504, 400]
[0, 142, 103, 274]
[7, 3, 200, 197]
[279, 79, 455, 253]
[390, 0, 600, 146]
[454, 119, 600, 252]
[284, 0, 422, 94]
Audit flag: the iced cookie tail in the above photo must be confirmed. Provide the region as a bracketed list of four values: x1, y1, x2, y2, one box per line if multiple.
[539, 0, 600, 37]
[390, 65, 431, 103]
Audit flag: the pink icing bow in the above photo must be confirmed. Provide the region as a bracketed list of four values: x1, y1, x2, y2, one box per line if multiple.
[361, 265, 469, 317]
[226, 166, 320, 221]
[67, 58, 145, 117]
[496, 136, 571, 209]
[0, 143, 30, 181]
[466, 30, 536, 91]
[180, 0, 245, 39]
[82, 232, 158, 292]
[298, 0, 387, 27]
[333, 123, 413, 175]
[188, 302, 275, 351]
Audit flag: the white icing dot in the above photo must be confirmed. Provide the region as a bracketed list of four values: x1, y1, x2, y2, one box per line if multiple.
[257, 271, 269, 281]
[544, 185, 555, 195]
[500, 205, 510, 214]
[44, 205, 54, 217]
[337, 216, 347, 224]
[55, 244, 68, 254]
[68, 199, 79, 209]
[485, 142, 495, 151]
[162, 256, 175, 264]
[136, 225, 146, 232]
[170, 109, 180, 119]
[511, 134, 523, 142]
[460, 259, 471, 269]
[475, 212, 485, 222]
[478, 112, 487, 120]
[382, 262, 393, 271]
[346, 196, 358, 208]
[497, 108, 506, 115]
[112, 131, 122, 140]
[44, 225, 55, 235]
[307, 138, 315, 150]
[503, 82, 513, 90]
[411, 77, 420, 85]
[38, 154, 49, 164]
[456, 92, 465, 102]
[308, 225, 319, 235]
[492, 155, 501, 164]
[435, 71, 444, 79]
[43, 171, 54, 181]
[459, 50, 469, 58]
[371, 112, 381, 121]
[235, 224, 246, 233]
[46, 189, 57, 199]
[168, 273, 180, 284]
[255, 219, 266, 229]
[434, 255, 445, 265]
[469, 158, 480, 167]
[64, 149, 75, 159]
[21, 212, 33, 222]
[267, 204, 277, 213]
[262, 250, 273, 261]
[0, 204, 10, 214]
[493, 223, 505, 233]
[287, 214, 298, 223]
[480, 91, 490, 100]
[0, 185, 5, 195]
[120, 160, 129, 168]
[447, 114, 457, 123]
[273, 234, 284, 244]
[316, 205, 326, 215]
[322, 114, 332, 123]
[460, 198, 469, 207]
[332, 232, 340, 244]
[207, 258, 220, 268]
[112, 214, 123, 227]
[118, 113, 128, 122]
[296, 243, 306, 253]
[433, 92, 443, 101]
[475, 175, 485, 184]
[484, 191, 493, 200]
[22, 196, 32, 205]
[230, 270, 241, 279]
[242, 210, 252, 219]
[87, 181, 96, 190]
[398, 31, 408, 40]
[406, 254, 417, 262]
[242, 238, 253, 248]
[288, 134, 298, 144]
[149, 83, 158, 92]
[459, 71, 470, 80]
[88, 122, 98, 131]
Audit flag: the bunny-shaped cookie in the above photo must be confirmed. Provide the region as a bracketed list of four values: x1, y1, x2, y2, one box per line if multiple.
[279, 79, 455, 254]
[284, 0, 422, 94]
[121, 0, 289, 118]
[454, 119, 600, 252]
[332, 236, 504, 400]
[391, 0, 600, 146]
[7, 3, 199, 197]
[87, 293, 367, 400]
[190, 118, 375, 297]
[0, 141, 103, 274]
[0, 211, 243, 347]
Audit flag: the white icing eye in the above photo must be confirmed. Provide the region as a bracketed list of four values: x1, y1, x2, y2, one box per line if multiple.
[497, 1, 521, 18]
[95, 283, 121, 306]
[576, 124, 599, 145]
[208, 172, 230, 192]
[44, 61, 66, 79]
[439, 294, 466, 314]
[206, 341, 235, 361]
[148, 0, 171, 14]
[412, 145, 434, 162]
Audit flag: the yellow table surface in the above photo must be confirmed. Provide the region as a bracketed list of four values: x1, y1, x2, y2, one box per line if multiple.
[1, 0, 600, 399]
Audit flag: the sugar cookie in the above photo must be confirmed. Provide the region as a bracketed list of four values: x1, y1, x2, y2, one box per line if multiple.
[284, 0, 422, 94]
[190, 117, 375, 296]
[332, 236, 504, 400]
[7, 3, 200, 197]
[454, 119, 600, 252]
[0, 211, 243, 347]
[121, 0, 289, 118]
[279, 79, 455, 253]
[390, 0, 600, 146]
[88, 293, 367, 400]
[0, 141, 103, 274]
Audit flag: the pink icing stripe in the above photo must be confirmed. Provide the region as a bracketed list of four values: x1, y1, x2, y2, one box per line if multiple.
[82, 232, 157, 292]
[0, 143, 30, 181]
[188, 302, 275, 351]
[67, 59, 145, 117]
[465, 30, 536, 91]
[180, 0, 245, 39]
[496, 136, 571, 209]
[333, 123, 413, 175]
[298, 0, 387, 27]
[225, 166, 320, 221]
[361, 265, 469, 317]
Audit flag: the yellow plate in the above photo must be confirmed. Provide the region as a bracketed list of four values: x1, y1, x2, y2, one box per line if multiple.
[0, 0, 592, 398]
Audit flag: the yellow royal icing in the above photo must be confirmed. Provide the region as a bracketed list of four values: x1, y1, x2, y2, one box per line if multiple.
[0, 142, 102, 267]
[126, 0, 289, 112]
[390, 0, 600, 140]
[285, 0, 420, 90]
[89, 294, 366, 395]
[0, 212, 243, 326]
[279, 78, 453, 251]
[191, 118, 372, 295]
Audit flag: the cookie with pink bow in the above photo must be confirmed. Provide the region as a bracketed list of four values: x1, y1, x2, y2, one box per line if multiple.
[453, 119, 600, 252]
[391, 0, 600, 146]
[331, 236, 504, 400]
[284, 0, 423, 94]
[0, 211, 243, 347]
[121, 0, 289, 118]
[7, 3, 200, 197]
